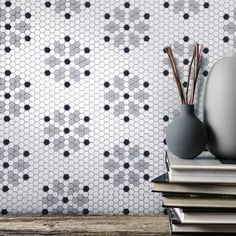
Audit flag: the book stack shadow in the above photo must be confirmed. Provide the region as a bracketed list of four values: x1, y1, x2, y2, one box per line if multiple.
[152, 151, 236, 234]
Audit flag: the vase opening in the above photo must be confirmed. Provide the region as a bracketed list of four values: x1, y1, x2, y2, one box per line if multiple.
[180, 104, 195, 115]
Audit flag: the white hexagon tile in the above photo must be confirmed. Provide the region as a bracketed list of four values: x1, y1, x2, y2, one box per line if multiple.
[0, 0, 234, 215]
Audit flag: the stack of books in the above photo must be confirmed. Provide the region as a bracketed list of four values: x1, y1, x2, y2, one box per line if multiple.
[152, 151, 236, 234]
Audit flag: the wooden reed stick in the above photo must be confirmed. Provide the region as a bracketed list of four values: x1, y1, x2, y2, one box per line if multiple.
[186, 47, 196, 103]
[189, 45, 197, 104]
[165, 44, 202, 105]
[165, 47, 186, 104]
[190, 44, 202, 104]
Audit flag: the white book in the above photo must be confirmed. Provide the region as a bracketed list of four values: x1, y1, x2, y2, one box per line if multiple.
[171, 223, 236, 233]
[169, 209, 236, 233]
[163, 195, 236, 208]
[167, 151, 236, 183]
[173, 208, 236, 224]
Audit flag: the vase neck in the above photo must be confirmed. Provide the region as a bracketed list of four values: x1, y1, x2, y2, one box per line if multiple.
[180, 104, 195, 115]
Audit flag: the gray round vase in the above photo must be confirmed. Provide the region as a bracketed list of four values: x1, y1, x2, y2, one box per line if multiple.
[204, 53, 236, 159]
[166, 104, 207, 159]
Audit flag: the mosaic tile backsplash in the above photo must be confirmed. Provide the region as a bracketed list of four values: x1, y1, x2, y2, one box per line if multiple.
[0, 0, 234, 215]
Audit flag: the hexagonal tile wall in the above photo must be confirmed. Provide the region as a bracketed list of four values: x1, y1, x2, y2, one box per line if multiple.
[0, 139, 30, 192]
[165, 0, 210, 20]
[103, 140, 150, 191]
[0, 1, 31, 52]
[42, 174, 89, 215]
[104, 2, 150, 53]
[223, 8, 236, 44]
[0, 70, 31, 122]
[43, 104, 90, 157]
[44, 36, 91, 87]
[0, 0, 234, 216]
[104, 70, 149, 122]
[45, 0, 91, 19]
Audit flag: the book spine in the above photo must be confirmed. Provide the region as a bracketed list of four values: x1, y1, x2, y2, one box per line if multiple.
[165, 151, 170, 172]
[162, 192, 236, 198]
[172, 208, 181, 222]
[169, 208, 181, 224]
[168, 209, 173, 235]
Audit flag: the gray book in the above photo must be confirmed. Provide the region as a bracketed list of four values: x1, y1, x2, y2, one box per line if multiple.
[172, 207, 236, 224]
[170, 212, 236, 234]
[167, 151, 236, 183]
[152, 173, 236, 196]
[163, 195, 236, 209]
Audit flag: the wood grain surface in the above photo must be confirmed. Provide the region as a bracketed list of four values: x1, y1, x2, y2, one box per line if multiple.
[0, 216, 170, 236]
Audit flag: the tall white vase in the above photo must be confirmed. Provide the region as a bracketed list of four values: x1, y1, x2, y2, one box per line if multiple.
[204, 53, 236, 159]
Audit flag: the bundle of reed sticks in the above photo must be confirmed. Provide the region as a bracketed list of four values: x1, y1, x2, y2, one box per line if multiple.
[165, 44, 202, 104]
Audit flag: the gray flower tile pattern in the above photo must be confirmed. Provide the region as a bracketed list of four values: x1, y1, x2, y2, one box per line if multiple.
[45, 37, 90, 86]
[104, 70, 149, 121]
[103, 141, 150, 190]
[42, 175, 89, 215]
[45, 0, 91, 19]
[44, 105, 90, 156]
[0, 139, 30, 190]
[104, 2, 150, 52]
[163, 39, 209, 88]
[0, 71, 30, 122]
[223, 9, 236, 44]
[0, 1, 31, 51]
[167, 0, 210, 19]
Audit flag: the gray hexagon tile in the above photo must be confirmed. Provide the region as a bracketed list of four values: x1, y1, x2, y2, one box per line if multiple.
[43, 105, 90, 156]
[223, 8, 236, 45]
[42, 174, 89, 215]
[45, 0, 91, 19]
[165, 0, 210, 19]
[0, 139, 30, 190]
[103, 140, 150, 190]
[0, 1, 31, 51]
[104, 2, 150, 53]
[104, 70, 149, 122]
[0, 70, 30, 122]
[44, 36, 91, 87]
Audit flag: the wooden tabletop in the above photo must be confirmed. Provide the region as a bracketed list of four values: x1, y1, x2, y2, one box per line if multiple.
[0, 216, 170, 236]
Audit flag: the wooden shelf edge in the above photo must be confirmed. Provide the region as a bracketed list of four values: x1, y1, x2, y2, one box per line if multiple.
[0, 216, 170, 236]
